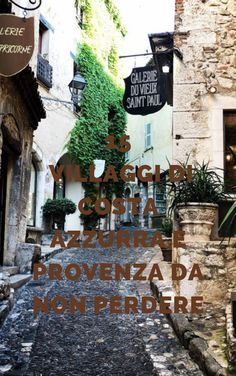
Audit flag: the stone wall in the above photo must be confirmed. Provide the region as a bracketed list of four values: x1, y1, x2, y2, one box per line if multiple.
[173, 241, 228, 305]
[173, 240, 236, 302]
[0, 78, 34, 265]
[174, 0, 236, 166]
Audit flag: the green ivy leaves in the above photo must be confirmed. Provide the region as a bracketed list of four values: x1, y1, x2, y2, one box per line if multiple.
[67, 44, 126, 200]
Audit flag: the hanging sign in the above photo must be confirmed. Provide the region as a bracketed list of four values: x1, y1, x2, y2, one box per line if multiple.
[123, 66, 166, 116]
[0, 14, 34, 77]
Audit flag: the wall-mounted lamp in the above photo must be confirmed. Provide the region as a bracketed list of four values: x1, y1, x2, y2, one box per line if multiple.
[209, 86, 217, 94]
[69, 71, 87, 106]
[226, 153, 233, 163]
[41, 72, 87, 109]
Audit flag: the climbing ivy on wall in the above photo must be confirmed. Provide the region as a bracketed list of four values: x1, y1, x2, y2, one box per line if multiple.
[67, 44, 127, 200]
[108, 45, 119, 76]
[75, 0, 126, 36]
[104, 0, 127, 36]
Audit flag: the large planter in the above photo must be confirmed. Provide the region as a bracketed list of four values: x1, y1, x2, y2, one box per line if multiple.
[176, 203, 218, 241]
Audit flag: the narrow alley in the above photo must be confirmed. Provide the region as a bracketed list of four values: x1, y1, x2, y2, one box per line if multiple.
[0, 239, 202, 376]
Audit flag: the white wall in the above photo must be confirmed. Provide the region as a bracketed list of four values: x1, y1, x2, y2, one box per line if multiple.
[127, 104, 173, 172]
[27, 0, 84, 230]
[65, 181, 84, 231]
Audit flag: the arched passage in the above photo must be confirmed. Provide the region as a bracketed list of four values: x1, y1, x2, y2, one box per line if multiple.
[55, 153, 84, 231]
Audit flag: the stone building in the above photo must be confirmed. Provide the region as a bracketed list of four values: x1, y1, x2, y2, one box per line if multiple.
[0, 0, 45, 267]
[27, 0, 127, 238]
[174, 0, 236, 227]
[27, 0, 84, 236]
[172, 0, 236, 366]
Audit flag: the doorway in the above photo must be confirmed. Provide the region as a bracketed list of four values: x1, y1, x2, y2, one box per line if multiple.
[0, 149, 8, 265]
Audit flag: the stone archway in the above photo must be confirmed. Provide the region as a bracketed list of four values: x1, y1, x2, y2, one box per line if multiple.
[54, 153, 84, 231]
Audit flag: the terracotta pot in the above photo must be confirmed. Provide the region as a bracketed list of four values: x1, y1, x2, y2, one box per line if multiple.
[176, 203, 218, 241]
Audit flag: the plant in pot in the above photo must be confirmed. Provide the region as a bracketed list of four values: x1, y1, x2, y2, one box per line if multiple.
[161, 217, 173, 262]
[80, 203, 108, 231]
[167, 160, 228, 241]
[42, 198, 76, 230]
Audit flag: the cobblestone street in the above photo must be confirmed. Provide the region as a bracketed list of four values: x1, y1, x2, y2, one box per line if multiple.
[0, 240, 203, 376]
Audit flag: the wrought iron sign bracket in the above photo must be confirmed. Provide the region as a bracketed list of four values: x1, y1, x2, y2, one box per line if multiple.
[119, 48, 183, 60]
[9, 0, 42, 11]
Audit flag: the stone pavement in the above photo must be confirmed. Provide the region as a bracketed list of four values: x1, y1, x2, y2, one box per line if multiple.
[0, 240, 203, 376]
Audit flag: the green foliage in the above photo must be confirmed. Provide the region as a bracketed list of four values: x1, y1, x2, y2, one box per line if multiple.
[219, 201, 236, 237]
[68, 43, 126, 201]
[75, 0, 126, 37]
[80, 203, 107, 230]
[166, 160, 228, 212]
[42, 199, 77, 217]
[161, 217, 173, 237]
[108, 45, 118, 76]
[104, 0, 127, 35]
[70, 1, 126, 229]
[81, 0, 93, 36]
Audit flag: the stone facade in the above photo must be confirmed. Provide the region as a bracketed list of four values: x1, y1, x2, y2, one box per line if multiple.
[174, 0, 236, 168]
[29, 0, 126, 233]
[174, 0, 236, 365]
[0, 2, 45, 278]
[0, 75, 44, 267]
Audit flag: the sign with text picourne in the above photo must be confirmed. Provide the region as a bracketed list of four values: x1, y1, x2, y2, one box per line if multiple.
[123, 66, 166, 116]
[0, 14, 34, 77]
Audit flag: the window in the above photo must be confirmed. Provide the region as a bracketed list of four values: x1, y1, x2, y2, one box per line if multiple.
[37, 17, 53, 88]
[224, 111, 236, 193]
[75, 0, 84, 28]
[38, 21, 49, 60]
[154, 175, 167, 215]
[54, 172, 65, 199]
[78, 6, 84, 29]
[27, 162, 37, 227]
[145, 123, 152, 149]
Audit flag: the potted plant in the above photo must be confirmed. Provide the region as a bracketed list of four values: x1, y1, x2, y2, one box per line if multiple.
[167, 160, 228, 241]
[80, 203, 107, 231]
[161, 217, 173, 262]
[42, 198, 76, 230]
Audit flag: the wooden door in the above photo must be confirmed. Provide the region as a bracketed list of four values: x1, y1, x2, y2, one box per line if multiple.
[0, 149, 8, 265]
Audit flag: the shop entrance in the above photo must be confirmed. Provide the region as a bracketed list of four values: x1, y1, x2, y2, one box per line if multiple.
[0, 148, 8, 265]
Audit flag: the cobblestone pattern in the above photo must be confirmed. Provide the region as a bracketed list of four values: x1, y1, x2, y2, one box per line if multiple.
[0, 241, 202, 376]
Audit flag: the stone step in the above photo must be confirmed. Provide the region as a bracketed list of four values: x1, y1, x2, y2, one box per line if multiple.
[1, 266, 20, 276]
[10, 274, 32, 289]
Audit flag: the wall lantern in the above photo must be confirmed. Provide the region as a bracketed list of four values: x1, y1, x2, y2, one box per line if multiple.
[226, 152, 233, 163]
[69, 71, 87, 106]
[209, 86, 217, 94]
